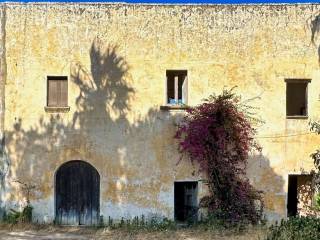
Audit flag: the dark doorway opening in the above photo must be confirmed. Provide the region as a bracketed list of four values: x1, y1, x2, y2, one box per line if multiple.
[55, 160, 100, 225]
[287, 174, 314, 217]
[287, 175, 298, 217]
[174, 181, 198, 222]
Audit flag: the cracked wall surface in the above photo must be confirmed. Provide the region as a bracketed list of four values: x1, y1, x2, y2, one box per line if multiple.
[1, 3, 320, 223]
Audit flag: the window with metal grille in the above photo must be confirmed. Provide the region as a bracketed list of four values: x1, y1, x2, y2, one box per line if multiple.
[47, 76, 68, 107]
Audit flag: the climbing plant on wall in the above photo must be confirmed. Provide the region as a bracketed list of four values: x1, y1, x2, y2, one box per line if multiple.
[308, 121, 320, 211]
[175, 88, 263, 224]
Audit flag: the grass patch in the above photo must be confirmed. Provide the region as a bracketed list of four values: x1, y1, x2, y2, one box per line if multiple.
[0, 221, 268, 240]
[266, 217, 320, 240]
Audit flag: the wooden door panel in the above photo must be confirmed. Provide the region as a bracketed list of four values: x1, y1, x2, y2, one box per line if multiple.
[55, 161, 100, 225]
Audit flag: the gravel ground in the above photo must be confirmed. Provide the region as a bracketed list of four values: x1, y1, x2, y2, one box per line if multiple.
[0, 230, 91, 240]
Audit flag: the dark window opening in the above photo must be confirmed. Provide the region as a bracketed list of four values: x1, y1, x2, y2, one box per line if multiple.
[47, 76, 68, 107]
[166, 70, 187, 105]
[174, 181, 198, 222]
[286, 79, 310, 117]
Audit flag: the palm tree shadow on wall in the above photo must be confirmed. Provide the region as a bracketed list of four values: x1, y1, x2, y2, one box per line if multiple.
[1, 36, 287, 223]
[1, 36, 178, 222]
[2, 37, 137, 206]
[71, 37, 134, 131]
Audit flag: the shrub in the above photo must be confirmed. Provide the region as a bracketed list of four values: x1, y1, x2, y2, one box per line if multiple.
[103, 215, 176, 231]
[3, 205, 33, 224]
[266, 217, 320, 240]
[198, 212, 248, 231]
[315, 193, 320, 211]
[175, 88, 263, 224]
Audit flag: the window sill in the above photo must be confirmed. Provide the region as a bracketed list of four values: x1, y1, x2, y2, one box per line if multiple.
[160, 105, 189, 111]
[286, 115, 308, 119]
[44, 106, 70, 113]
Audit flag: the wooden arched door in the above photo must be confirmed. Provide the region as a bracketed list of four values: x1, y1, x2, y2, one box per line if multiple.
[55, 160, 100, 225]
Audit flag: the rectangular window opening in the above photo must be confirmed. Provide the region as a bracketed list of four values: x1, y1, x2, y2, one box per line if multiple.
[286, 79, 310, 118]
[166, 70, 188, 105]
[47, 76, 68, 107]
[174, 181, 198, 222]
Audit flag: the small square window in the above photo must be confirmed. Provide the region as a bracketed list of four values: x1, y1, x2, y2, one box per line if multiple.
[47, 76, 68, 107]
[286, 79, 310, 118]
[166, 70, 188, 105]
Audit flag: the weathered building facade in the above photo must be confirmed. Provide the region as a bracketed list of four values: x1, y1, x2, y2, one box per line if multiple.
[0, 2, 320, 224]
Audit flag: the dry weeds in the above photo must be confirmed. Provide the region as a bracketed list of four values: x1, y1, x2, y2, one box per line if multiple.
[0, 224, 268, 240]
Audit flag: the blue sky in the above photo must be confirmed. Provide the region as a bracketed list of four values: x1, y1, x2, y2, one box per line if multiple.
[2, 0, 320, 4]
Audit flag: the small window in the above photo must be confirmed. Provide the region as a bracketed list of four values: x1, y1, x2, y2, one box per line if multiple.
[286, 79, 310, 118]
[166, 70, 188, 105]
[47, 76, 68, 107]
[174, 181, 198, 222]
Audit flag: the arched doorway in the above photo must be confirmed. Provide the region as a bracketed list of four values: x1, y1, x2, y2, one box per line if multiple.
[55, 160, 100, 225]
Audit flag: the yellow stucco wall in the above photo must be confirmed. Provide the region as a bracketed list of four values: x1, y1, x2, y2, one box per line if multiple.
[2, 3, 320, 222]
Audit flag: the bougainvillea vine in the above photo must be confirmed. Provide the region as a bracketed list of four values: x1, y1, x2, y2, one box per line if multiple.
[175, 88, 263, 224]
